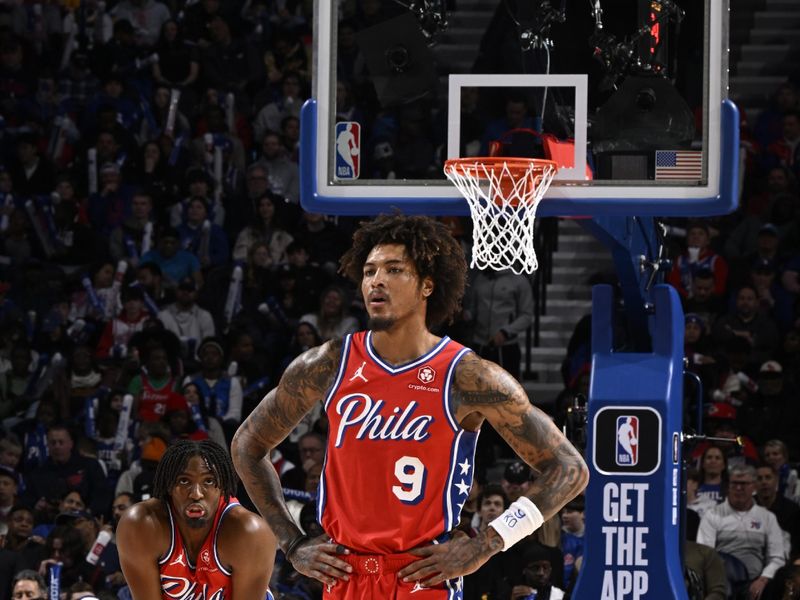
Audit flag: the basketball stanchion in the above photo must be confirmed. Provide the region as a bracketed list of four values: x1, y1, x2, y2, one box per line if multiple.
[443, 157, 558, 275]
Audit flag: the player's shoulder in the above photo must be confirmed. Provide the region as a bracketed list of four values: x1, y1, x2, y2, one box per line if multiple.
[223, 504, 270, 533]
[122, 498, 169, 526]
[452, 351, 521, 399]
[218, 505, 275, 557]
[117, 499, 170, 554]
[292, 337, 346, 370]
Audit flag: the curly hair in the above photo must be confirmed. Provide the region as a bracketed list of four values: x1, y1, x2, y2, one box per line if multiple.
[152, 440, 238, 503]
[339, 215, 467, 328]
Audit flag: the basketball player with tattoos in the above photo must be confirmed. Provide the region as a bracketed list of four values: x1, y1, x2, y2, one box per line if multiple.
[232, 215, 588, 598]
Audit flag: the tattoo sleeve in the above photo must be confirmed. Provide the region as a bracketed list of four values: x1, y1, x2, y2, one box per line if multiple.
[231, 340, 342, 548]
[453, 354, 589, 520]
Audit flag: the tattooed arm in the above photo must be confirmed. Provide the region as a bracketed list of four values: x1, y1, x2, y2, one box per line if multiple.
[453, 353, 589, 519]
[399, 353, 588, 586]
[231, 339, 353, 586]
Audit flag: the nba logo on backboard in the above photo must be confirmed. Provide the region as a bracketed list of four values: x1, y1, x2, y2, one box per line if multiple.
[335, 122, 360, 180]
[616, 416, 639, 466]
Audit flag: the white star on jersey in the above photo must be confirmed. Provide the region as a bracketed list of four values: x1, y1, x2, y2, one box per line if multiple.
[458, 458, 471, 475]
[455, 479, 470, 495]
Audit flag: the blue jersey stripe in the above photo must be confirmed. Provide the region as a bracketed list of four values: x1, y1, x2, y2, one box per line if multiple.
[365, 330, 451, 374]
[319, 335, 351, 523]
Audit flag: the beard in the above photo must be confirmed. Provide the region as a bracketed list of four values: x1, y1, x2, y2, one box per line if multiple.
[368, 316, 395, 331]
[185, 516, 210, 529]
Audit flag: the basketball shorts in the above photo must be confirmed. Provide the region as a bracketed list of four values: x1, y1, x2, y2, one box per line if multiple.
[323, 552, 463, 599]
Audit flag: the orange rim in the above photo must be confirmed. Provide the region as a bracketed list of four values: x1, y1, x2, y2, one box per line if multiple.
[444, 157, 559, 178]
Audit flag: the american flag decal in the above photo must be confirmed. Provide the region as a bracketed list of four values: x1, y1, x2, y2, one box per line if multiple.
[655, 150, 703, 180]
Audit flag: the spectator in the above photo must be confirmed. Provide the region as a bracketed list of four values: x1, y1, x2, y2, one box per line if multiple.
[764, 111, 800, 179]
[280, 431, 325, 491]
[179, 382, 226, 448]
[110, 0, 170, 48]
[749, 258, 795, 328]
[201, 15, 263, 93]
[481, 95, 535, 155]
[755, 464, 800, 560]
[95, 286, 149, 360]
[511, 542, 567, 600]
[87, 162, 132, 237]
[755, 84, 799, 149]
[39, 525, 93, 589]
[176, 197, 230, 268]
[276, 320, 323, 377]
[463, 484, 509, 600]
[0, 465, 19, 522]
[280, 114, 300, 160]
[30, 489, 87, 539]
[684, 313, 716, 377]
[152, 20, 199, 89]
[9, 133, 56, 197]
[697, 444, 730, 503]
[298, 286, 359, 342]
[668, 221, 729, 299]
[6, 506, 41, 566]
[181, 0, 226, 45]
[739, 361, 799, 451]
[95, 492, 134, 593]
[114, 422, 169, 498]
[225, 163, 268, 237]
[728, 220, 785, 286]
[140, 227, 202, 290]
[169, 168, 224, 230]
[187, 337, 242, 438]
[560, 497, 585, 589]
[135, 262, 171, 309]
[232, 192, 294, 264]
[253, 73, 304, 141]
[136, 142, 178, 221]
[466, 269, 533, 381]
[694, 404, 760, 467]
[712, 285, 781, 368]
[687, 467, 721, 519]
[255, 130, 300, 203]
[22, 425, 110, 516]
[127, 345, 183, 423]
[697, 464, 785, 599]
[684, 534, 727, 600]
[157, 277, 215, 359]
[10, 569, 47, 600]
[283, 241, 333, 311]
[108, 191, 155, 266]
[267, 26, 309, 80]
[763, 440, 800, 502]
[140, 86, 192, 144]
[0, 437, 22, 471]
[291, 215, 348, 276]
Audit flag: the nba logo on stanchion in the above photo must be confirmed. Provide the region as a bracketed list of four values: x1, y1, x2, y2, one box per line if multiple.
[335, 122, 360, 179]
[615, 416, 639, 466]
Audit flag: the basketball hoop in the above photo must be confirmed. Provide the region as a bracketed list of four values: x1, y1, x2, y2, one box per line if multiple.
[444, 157, 558, 275]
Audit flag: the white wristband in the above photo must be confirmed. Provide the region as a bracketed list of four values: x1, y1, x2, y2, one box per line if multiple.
[487, 496, 545, 551]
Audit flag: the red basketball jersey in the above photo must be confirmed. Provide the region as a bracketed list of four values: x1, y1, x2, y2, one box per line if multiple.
[158, 496, 238, 599]
[319, 331, 479, 553]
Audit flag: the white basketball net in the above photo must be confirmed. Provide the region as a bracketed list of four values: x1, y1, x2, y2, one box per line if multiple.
[444, 159, 557, 275]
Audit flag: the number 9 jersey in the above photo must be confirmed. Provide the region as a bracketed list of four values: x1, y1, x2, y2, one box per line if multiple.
[317, 331, 479, 553]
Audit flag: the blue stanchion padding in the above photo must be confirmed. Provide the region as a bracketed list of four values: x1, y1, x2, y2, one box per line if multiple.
[572, 284, 687, 600]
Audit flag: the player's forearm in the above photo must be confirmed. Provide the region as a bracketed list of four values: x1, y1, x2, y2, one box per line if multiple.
[230, 430, 301, 547]
[526, 443, 589, 519]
